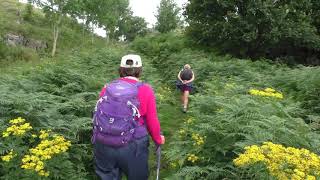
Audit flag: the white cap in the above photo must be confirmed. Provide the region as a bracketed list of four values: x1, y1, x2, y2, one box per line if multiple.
[120, 54, 142, 68]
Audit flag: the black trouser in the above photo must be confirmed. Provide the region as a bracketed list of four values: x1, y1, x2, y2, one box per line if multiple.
[94, 136, 149, 180]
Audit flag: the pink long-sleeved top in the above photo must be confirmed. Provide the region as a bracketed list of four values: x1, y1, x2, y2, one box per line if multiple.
[99, 77, 162, 144]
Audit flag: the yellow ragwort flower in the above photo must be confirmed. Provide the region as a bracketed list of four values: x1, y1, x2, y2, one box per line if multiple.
[39, 130, 49, 139]
[2, 119, 32, 138]
[249, 88, 283, 99]
[234, 142, 320, 179]
[187, 153, 199, 163]
[1, 150, 15, 162]
[21, 132, 71, 177]
[9, 117, 26, 124]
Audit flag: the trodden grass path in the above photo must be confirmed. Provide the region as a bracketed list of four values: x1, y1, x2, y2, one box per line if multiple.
[142, 57, 190, 179]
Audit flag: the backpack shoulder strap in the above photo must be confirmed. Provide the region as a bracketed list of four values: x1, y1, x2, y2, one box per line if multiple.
[136, 81, 144, 88]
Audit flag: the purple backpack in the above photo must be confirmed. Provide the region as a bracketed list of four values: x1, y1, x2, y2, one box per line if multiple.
[92, 80, 148, 147]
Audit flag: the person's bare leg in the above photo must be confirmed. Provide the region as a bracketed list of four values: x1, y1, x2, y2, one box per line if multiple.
[183, 90, 189, 110]
[181, 92, 184, 106]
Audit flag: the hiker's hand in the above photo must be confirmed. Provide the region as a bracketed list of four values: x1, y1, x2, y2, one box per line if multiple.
[182, 80, 188, 84]
[160, 135, 165, 144]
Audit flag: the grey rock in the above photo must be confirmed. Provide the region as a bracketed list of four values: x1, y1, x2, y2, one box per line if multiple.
[24, 38, 48, 50]
[4, 33, 47, 50]
[4, 34, 24, 46]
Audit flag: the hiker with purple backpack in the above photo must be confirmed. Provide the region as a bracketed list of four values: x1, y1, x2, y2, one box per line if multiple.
[92, 54, 165, 180]
[176, 64, 195, 113]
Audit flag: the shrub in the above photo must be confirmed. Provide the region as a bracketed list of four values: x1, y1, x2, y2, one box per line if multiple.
[0, 47, 126, 179]
[132, 34, 320, 179]
[0, 117, 80, 179]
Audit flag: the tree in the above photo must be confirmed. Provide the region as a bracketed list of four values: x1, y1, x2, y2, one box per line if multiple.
[23, 0, 33, 21]
[92, 0, 129, 40]
[67, 0, 101, 43]
[116, 10, 148, 41]
[155, 0, 181, 33]
[185, 0, 320, 64]
[33, 0, 74, 57]
[311, 0, 320, 34]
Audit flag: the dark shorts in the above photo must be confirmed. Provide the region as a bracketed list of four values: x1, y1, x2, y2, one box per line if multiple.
[176, 80, 193, 92]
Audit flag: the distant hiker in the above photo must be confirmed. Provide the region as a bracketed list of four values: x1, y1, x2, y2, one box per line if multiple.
[176, 64, 195, 113]
[92, 54, 165, 180]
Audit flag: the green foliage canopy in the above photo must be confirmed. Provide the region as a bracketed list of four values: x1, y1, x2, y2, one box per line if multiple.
[155, 0, 181, 33]
[33, 0, 76, 56]
[185, 0, 320, 64]
[116, 10, 148, 41]
[93, 0, 129, 39]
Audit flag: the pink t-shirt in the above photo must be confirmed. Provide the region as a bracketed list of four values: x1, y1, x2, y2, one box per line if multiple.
[99, 77, 162, 144]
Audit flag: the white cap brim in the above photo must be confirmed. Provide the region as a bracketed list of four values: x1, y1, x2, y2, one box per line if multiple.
[120, 54, 142, 68]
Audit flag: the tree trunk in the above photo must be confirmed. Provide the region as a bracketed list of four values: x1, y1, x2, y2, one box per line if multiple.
[51, 15, 62, 57]
[51, 24, 59, 57]
[91, 24, 94, 44]
[105, 29, 109, 42]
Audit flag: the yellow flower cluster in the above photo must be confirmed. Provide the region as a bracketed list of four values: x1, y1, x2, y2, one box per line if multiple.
[2, 117, 32, 137]
[9, 117, 26, 124]
[170, 162, 177, 168]
[233, 142, 320, 180]
[157, 86, 172, 101]
[164, 86, 171, 91]
[249, 88, 283, 99]
[21, 132, 71, 177]
[1, 150, 16, 162]
[161, 86, 172, 94]
[179, 129, 186, 135]
[39, 130, 50, 139]
[187, 153, 199, 163]
[191, 133, 205, 146]
[184, 117, 194, 124]
[156, 93, 165, 101]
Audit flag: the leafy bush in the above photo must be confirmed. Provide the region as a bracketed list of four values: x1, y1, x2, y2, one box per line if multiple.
[234, 142, 320, 179]
[166, 81, 320, 179]
[0, 117, 81, 179]
[131, 32, 187, 57]
[270, 67, 320, 116]
[0, 42, 39, 64]
[132, 33, 320, 179]
[184, 0, 320, 65]
[0, 47, 126, 179]
[23, 0, 33, 22]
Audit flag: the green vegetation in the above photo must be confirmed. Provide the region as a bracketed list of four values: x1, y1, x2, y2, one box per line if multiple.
[132, 33, 320, 179]
[0, 0, 320, 180]
[116, 10, 148, 41]
[0, 47, 126, 179]
[155, 0, 181, 33]
[0, 0, 105, 66]
[185, 0, 320, 65]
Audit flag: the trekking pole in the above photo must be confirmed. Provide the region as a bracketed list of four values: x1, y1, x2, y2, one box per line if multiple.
[156, 145, 161, 180]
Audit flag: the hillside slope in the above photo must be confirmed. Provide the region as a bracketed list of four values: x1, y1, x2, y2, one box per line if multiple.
[0, 1, 320, 180]
[0, 0, 105, 67]
[131, 33, 320, 179]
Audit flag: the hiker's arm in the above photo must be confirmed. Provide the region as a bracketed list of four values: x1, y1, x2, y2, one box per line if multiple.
[177, 70, 183, 82]
[185, 72, 195, 84]
[99, 84, 107, 97]
[144, 87, 163, 145]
